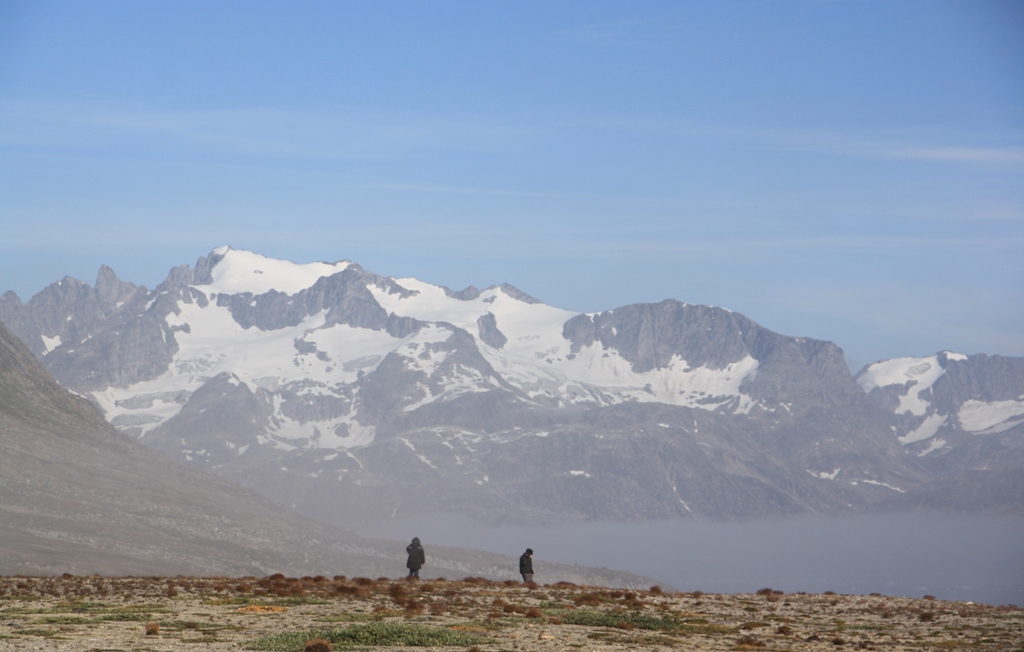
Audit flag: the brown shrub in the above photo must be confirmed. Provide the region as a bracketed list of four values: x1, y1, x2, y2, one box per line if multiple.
[649, 585, 663, 594]
[144, 622, 160, 636]
[404, 598, 424, 614]
[388, 584, 408, 599]
[574, 592, 603, 606]
[303, 638, 332, 652]
[333, 584, 368, 598]
[429, 602, 447, 615]
[525, 607, 542, 618]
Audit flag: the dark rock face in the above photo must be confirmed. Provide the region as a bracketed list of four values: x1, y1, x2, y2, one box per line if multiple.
[564, 302, 759, 371]
[476, 312, 507, 349]
[2, 247, 1019, 532]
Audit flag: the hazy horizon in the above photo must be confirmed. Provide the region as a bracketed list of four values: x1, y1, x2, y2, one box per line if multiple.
[360, 511, 1024, 606]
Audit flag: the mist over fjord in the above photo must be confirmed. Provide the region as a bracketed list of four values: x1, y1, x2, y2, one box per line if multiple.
[361, 512, 1024, 606]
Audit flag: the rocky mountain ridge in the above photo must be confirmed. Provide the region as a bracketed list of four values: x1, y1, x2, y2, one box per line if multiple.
[0, 319, 654, 586]
[2, 246, 1020, 527]
[856, 352, 1024, 511]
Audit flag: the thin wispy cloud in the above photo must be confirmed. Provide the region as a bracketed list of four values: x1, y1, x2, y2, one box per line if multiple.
[883, 146, 1024, 164]
[0, 99, 531, 162]
[560, 19, 676, 50]
[555, 234, 1024, 255]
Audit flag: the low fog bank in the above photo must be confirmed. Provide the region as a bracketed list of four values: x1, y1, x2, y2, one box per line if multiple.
[359, 512, 1024, 605]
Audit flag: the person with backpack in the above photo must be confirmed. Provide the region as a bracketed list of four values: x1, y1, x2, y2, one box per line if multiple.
[519, 548, 534, 583]
[406, 537, 426, 578]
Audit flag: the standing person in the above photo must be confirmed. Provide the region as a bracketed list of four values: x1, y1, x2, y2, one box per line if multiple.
[406, 537, 425, 578]
[519, 548, 534, 583]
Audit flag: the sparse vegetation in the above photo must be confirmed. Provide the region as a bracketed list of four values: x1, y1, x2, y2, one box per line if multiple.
[0, 575, 1020, 651]
[245, 622, 490, 650]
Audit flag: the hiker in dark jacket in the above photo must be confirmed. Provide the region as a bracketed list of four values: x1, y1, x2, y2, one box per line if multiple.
[406, 537, 426, 578]
[519, 548, 534, 583]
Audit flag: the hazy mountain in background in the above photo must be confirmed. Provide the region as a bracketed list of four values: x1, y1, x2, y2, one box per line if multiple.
[857, 353, 1024, 512]
[0, 319, 656, 587]
[2, 247, 1020, 531]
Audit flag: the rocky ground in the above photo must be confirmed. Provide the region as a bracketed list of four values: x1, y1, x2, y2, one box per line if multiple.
[0, 575, 1021, 651]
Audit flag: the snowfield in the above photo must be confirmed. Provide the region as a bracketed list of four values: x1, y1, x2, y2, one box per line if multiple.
[92, 248, 764, 451]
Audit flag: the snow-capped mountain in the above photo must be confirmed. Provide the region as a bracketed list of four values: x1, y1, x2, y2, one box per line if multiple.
[4, 246, 1015, 525]
[858, 352, 1024, 452]
[856, 353, 1024, 510]
[0, 319, 654, 585]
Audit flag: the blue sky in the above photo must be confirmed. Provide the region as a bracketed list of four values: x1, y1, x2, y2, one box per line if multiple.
[1, 0, 1021, 370]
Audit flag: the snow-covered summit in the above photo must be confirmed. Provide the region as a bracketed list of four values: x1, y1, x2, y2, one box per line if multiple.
[4, 246, 947, 525]
[9, 247, 841, 455]
[198, 246, 352, 296]
[857, 351, 1024, 455]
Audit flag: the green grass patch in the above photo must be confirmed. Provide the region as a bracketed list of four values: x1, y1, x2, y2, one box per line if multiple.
[32, 615, 94, 624]
[98, 612, 156, 622]
[244, 621, 491, 650]
[157, 620, 225, 632]
[315, 612, 385, 623]
[15, 628, 65, 639]
[202, 596, 252, 606]
[50, 601, 117, 613]
[263, 597, 331, 606]
[552, 609, 732, 634]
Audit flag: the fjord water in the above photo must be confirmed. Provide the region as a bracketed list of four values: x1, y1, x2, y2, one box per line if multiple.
[361, 512, 1024, 605]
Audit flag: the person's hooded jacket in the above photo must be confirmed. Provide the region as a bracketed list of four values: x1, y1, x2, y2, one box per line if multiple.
[406, 538, 425, 570]
[519, 549, 533, 575]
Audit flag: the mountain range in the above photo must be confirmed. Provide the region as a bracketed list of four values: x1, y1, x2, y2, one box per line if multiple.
[2, 246, 1021, 531]
[0, 318, 654, 586]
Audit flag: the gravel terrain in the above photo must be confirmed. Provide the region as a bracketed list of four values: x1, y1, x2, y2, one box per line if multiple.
[1, 575, 1021, 651]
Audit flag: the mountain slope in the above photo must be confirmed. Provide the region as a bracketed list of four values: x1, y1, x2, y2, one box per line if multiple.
[0, 247, 948, 527]
[0, 320, 653, 586]
[857, 352, 1024, 511]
